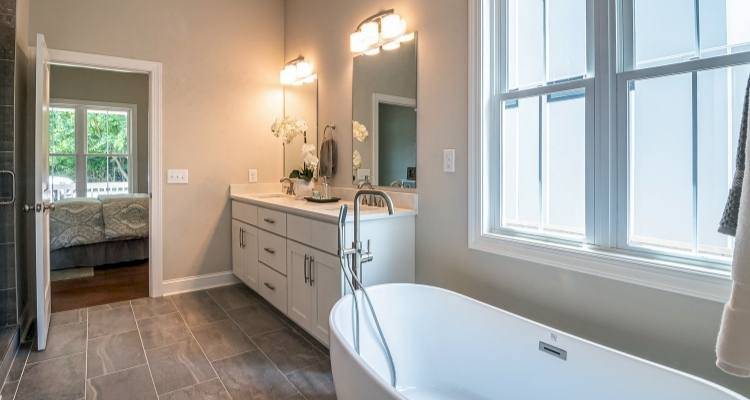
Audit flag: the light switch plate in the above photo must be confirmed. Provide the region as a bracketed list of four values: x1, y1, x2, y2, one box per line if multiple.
[167, 169, 189, 184]
[443, 149, 456, 173]
[248, 169, 258, 183]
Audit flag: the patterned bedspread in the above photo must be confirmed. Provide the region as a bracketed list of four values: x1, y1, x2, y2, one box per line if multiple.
[50, 198, 106, 251]
[101, 194, 150, 240]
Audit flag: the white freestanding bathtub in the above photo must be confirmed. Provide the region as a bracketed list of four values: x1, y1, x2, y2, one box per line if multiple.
[329, 284, 747, 400]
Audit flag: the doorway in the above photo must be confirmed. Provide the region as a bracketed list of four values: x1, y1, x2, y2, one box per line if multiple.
[47, 65, 150, 311]
[31, 37, 164, 349]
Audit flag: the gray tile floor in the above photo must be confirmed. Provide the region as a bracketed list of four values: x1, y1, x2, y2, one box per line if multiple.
[1, 284, 337, 400]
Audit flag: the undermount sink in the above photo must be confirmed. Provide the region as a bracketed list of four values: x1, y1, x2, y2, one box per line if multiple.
[252, 193, 288, 199]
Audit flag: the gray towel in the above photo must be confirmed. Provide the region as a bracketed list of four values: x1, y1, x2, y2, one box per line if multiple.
[719, 74, 750, 237]
[319, 138, 337, 178]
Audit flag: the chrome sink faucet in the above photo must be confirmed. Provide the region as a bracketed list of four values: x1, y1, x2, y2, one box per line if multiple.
[357, 177, 385, 207]
[280, 178, 295, 195]
[339, 189, 394, 289]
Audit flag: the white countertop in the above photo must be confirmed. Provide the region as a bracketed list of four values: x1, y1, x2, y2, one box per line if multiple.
[230, 193, 417, 224]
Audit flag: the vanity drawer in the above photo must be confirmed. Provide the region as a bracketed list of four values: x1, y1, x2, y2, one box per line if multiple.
[258, 263, 287, 314]
[258, 207, 287, 236]
[287, 214, 338, 255]
[232, 201, 257, 225]
[258, 230, 287, 275]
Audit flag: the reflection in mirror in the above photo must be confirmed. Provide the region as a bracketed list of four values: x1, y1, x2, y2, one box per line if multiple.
[352, 36, 417, 189]
[283, 81, 318, 178]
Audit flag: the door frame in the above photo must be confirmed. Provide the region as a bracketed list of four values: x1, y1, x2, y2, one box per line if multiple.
[370, 93, 416, 186]
[46, 48, 165, 297]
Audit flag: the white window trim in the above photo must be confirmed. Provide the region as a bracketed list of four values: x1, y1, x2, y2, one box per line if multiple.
[50, 98, 138, 195]
[468, 0, 733, 303]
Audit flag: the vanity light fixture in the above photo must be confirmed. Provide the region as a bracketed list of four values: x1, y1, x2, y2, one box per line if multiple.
[279, 56, 317, 86]
[350, 9, 414, 56]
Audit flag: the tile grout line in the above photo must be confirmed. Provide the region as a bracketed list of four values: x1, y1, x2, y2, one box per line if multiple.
[8, 341, 31, 400]
[167, 295, 235, 399]
[206, 290, 308, 400]
[128, 300, 160, 399]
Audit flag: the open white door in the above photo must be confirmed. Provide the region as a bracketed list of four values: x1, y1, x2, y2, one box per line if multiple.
[34, 33, 52, 350]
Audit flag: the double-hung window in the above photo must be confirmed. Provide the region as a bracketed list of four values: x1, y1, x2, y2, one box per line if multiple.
[470, 0, 750, 299]
[49, 101, 136, 200]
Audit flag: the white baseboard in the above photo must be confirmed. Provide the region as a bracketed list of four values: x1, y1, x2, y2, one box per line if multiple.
[162, 271, 239, 296]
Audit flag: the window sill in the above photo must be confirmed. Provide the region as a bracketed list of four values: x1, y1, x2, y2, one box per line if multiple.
[469, 232, 732, 303]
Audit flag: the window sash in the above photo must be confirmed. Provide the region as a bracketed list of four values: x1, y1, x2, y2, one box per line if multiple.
[485, 0, 746, 271]
[49, 101, 136, 197]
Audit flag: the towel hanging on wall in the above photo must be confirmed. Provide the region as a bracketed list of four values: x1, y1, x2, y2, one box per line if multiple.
[319, 125, 338, 178]
[716, 74, 750, 377]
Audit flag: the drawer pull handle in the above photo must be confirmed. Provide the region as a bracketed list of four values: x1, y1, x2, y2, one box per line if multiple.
[263, 218, 276, 224]
[264, 282, 276, 291]
[309, 256, 315, 286]
[304, 254, 310, 284]
[264, 247, 276, 255]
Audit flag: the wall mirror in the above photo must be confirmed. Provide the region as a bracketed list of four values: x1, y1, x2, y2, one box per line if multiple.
[283, 81, 319, 177]
[351, 35, 417, 189]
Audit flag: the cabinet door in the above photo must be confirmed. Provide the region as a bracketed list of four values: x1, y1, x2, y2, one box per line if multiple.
[231, 220, 246, 282]
[287, 241, 314, 330]
[310, 249, 342, 345]
[242, 224, 259, 291]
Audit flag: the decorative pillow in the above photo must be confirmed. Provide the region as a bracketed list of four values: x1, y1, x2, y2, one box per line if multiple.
[50, 198, 106, 251]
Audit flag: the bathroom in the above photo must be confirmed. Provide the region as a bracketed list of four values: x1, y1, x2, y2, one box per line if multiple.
[0, 0, 749, 398]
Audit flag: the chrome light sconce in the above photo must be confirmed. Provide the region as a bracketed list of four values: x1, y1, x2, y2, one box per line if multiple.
[280, 56, 317, 86]
[350, 9, 415, 56]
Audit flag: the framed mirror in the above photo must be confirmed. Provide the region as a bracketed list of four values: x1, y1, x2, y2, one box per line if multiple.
[351, 35, 417, 189]
[283, 81, 319, 177]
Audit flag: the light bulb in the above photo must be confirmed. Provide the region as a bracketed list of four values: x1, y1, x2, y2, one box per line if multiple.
[350, 31, 367, 53]
[364, 47, 381, 56]
[361, 21, 380, 48]
[399, 32, 415, 42]
[296, 60, 313, 79]
[381, 14, 406, 39]
[382, 40, 401, 51]
[280, 64, 297, 85]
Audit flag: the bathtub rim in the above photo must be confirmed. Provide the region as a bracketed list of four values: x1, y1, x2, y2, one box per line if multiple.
[328, 283, 747, 400]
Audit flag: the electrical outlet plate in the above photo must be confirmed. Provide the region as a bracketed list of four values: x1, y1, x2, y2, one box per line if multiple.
[248, 169, 258, 183]
[443, 149, 456, 173]
[167, 169, 189, 184]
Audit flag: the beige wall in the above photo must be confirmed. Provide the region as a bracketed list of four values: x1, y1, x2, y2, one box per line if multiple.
[28, 0, 285, 280]
[283, 0, 750, 395]
[50, 65, 149, 194]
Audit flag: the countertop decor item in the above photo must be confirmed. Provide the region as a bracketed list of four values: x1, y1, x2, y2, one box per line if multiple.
[304, 196, 341, 203]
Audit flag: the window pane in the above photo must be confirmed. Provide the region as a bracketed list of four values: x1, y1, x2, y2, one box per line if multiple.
[696, 65, 746, 258]
[87, 109, 129, 154]
[629, 73, 693, 252]
[700, 0, 750, 57]
[49, 107, 76, 154]
[507, 0, 544, 89]
[502, 97, 540, 229]
[49, 155, 76, 200]
[633, 0, 696, 68]
[547, 0, 587, 81]
[86, 156, 130, 198]
[543, 90, 585, 236]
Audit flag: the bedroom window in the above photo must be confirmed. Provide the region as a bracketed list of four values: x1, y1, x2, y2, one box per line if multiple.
[49, 101, 136, 200]
[469, 0, 750, 299]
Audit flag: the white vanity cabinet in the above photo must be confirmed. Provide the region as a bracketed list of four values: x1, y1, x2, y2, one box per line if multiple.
[230, 196, 415, 346]
[231, 208, 259, 291]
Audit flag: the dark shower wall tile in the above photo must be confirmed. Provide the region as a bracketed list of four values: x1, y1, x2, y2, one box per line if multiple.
[0, 60, 12, 105]
[0, 13, 14, 61]
[0, 106, 11, 151]
[0, 243, 14, 290]
[0, 206, 12, 244]
[0, 288, 16, 326]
